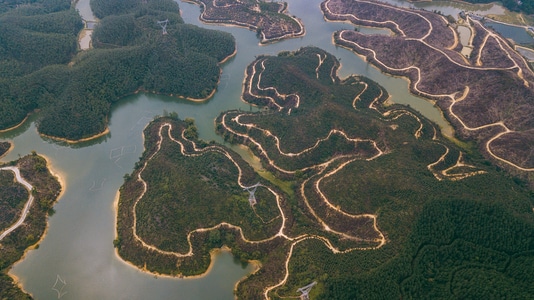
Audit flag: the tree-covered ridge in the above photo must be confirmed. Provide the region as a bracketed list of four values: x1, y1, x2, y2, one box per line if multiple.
[322, 0, 534, 184]
[0, 0, 82, 133]
[116, 117, 290, 286]
[0, 154, 62, 299]
[185, 0, 305, 43]
[0, 0, 235, 141]
[322, 199, 534, 299]
[0, 0, 81, 77]
[214, 47, 534, 298]
[115, 47, 533, 298]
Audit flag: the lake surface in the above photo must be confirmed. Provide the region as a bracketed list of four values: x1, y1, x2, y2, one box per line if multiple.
[485, 21, 534, 46]
[1, 0, 511, 299]
[516, 46, 534, 61]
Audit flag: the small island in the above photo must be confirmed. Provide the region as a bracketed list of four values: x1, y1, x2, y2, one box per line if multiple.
[0, 153, 62, 299]
[184, 0, 305, 44]
[117, 47, 534, 299]
[321, 0, 534, 181]
[463, 0, 534, 16]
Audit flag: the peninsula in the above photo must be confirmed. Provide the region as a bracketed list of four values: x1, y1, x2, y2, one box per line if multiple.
[0, 153, 62, 299]
[118, 47, 534, 298]
[184, 0, 305, 44]
[321, 0, 534, 182]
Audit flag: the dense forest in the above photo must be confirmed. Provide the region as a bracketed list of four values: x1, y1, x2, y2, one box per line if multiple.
[0, 142, 11, 157]
[268, 197, 534, 299]
[0, 153, 62, 299]
[118, 47, 534, 298]
[0, 0, 71, 14]
[116, 117, 290, 280]
[216, 48, 534, 298]
[0, 0, 82, 133]
[0, 0, 235, 141]
[462, 0, 534, 15]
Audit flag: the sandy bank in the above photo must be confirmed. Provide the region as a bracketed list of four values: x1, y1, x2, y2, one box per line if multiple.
[40, 127, 110, 144]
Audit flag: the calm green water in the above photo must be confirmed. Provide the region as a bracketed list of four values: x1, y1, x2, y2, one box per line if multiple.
[1, 0, 510, 299]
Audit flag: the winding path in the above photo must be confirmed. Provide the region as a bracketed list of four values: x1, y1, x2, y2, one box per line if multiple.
[0, 167, 34, 241]
[323, 0, 534, 172]
[126, 44, 493, 297]
[127, 121, 389, 298]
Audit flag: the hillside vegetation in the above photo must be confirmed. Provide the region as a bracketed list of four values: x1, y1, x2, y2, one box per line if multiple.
[221, 47, 534, 299]
[185, 0, 305, 43]
[322, 0, 534, 184]
[0, 154, 62, 299]
[119, 47, 534, 298]
[0, 0, 235, 141]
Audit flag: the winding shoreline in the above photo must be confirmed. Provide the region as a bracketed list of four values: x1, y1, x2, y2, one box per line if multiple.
[182, 0, 305, 44]
[0, 115, 30, 133]
[40, 127, 111, 144]
[111, 126, 261, 287]
[36, 44, 237, 144]
[5, 154, 65, 298]
[322, 0, 534, 173]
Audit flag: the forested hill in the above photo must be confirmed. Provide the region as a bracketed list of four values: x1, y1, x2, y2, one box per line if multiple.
[0, 0, 71, 14]
[462, 0, 534, 15]
[0, 0, 235, 141]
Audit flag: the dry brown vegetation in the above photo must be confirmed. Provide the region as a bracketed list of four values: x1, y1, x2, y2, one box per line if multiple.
[322, 0, 534, 178]
[185, 0, 304, 43]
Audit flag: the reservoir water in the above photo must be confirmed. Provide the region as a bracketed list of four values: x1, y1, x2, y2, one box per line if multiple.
[485, 21, 534, 46]
[1, 0, 511, 298]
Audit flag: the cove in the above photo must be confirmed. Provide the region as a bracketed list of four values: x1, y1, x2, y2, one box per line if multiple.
[1, 0, 510, 298]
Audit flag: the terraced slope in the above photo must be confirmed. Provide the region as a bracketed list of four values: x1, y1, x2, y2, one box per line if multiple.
[118, 47, 533, 299]
[322, 0, 534, 182]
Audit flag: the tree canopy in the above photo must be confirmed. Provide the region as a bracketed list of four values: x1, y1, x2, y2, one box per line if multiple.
[0, 0, 235, 140]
